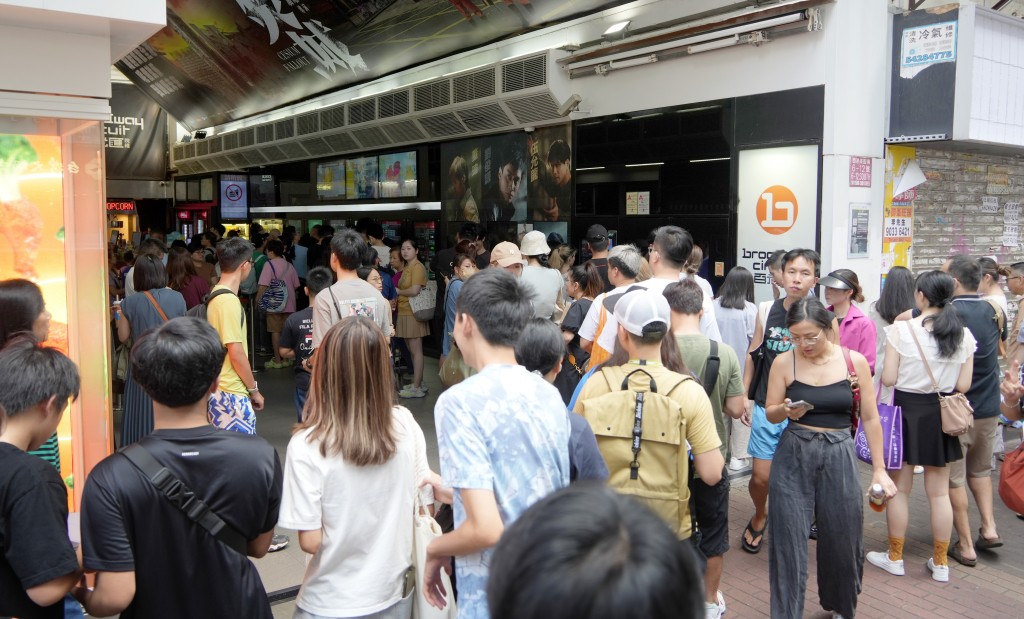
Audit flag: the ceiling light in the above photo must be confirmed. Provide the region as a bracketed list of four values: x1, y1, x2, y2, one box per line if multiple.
[625, 162, 664, 167]
[576, 166, 605, 171]
[604, 21, 630, 36]
[608, 54, 657, 70]
[689, 157, 730, 163]
[688, 35, 741, 55]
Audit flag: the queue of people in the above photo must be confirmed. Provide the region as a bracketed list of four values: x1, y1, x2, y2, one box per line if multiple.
[2, 219, 1024, 619]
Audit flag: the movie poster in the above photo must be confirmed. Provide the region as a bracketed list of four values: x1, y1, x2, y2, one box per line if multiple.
[441, 138, 483, 223]
[346, 156, 378, 199]
[526, 125, 572, 221]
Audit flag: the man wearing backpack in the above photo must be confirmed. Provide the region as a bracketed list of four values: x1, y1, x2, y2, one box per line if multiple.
[574, 288, 723, 545]
[664, 280, 745, 619]
[578, 244, 644, 368]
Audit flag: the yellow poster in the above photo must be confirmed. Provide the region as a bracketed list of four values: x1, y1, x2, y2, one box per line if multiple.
[882, 145, 917, 277]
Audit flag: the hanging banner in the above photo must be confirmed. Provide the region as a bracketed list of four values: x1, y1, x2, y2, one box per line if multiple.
[105, 84, 168, 180]
[736, 145, 820, 304]
[882, 145, 917, 281]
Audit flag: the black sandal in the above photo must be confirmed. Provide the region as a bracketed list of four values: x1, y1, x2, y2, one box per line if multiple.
[741, 518, 766, 554]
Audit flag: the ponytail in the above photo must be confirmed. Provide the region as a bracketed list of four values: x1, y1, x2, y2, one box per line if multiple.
[915, 270, 964, 359]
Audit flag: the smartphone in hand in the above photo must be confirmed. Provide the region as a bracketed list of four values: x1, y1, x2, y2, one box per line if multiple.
[786, 400, 814, 410]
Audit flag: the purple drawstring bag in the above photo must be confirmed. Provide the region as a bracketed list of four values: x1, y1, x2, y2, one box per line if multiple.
[855, 386, 903, 470]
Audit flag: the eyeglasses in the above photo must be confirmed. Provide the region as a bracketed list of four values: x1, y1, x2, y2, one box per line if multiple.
[1009, 276, 1023, 282]
[790, 329, 824, 345]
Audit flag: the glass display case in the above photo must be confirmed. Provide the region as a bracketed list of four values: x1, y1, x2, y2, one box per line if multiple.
[0, 115, 110, 509]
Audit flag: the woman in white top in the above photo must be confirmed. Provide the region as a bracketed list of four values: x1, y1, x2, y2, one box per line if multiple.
[866, 270, 976, 584]
[280, 317, 431, 619]
[518, 231, 564, 320]
[713, 266, 758, 470]
[977, 257, 1009, 317]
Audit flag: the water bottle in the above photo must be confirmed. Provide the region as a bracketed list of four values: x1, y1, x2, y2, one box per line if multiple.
[869, 483, 886, 512]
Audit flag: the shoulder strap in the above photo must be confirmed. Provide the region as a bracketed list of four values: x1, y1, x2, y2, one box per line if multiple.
[328, 285, 344, 321]
[985, 298, 1006, 332]
[206, 288, 243, 327]
[905, 324, 940, 391]
[758, 301, 771, 332]
[120, 443, 248, 556]
[268, 260, 278, 278]
[841, 346, 861, 418]
[701, 340, 720, 396]
[142, 291, 170, 322]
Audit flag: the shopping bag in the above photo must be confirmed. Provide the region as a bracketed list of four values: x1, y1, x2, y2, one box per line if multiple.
[412, 491, 455, 619]
[854, 386, 903, 470]
[410, 280, 438, 322]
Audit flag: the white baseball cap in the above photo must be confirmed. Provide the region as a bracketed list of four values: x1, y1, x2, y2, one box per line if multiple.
[612, 288, 670, 337]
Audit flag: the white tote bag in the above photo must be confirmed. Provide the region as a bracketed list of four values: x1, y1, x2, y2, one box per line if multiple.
[412, 493, 455, 619]
[410, 280, 438, 322]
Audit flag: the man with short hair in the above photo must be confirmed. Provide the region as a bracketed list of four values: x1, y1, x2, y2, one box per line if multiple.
[423, 269, 570, 619]
[479, 139, 525, 223]
[279, 266, 334, 422]
[940, 254, 1005, 566]
[207, 237, 264, 433]
[533, 140, 571, 222]
[312, 229, 393, 347]
[0, 341, 82, 619]
[578, 244, 643, 365]
[574, 288, 723, 542]
[77, 318, 283, 618]
[584, 224, 613, 292]
[488, 241, 526, 278]
[664, 280, 744, 619]
[356, 218, 392, 266]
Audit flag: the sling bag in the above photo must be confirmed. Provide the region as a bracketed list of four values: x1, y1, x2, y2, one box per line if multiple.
[121, 443, 248, 556]
[700, 340, 720, 397]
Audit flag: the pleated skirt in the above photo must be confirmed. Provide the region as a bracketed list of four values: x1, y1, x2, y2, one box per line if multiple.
[121, 369, 154, 447]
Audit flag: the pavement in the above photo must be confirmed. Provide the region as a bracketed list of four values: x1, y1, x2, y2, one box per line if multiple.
[245, 355, 1024, 619]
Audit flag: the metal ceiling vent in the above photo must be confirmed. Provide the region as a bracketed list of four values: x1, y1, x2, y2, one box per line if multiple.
[171, 51, 566, 172]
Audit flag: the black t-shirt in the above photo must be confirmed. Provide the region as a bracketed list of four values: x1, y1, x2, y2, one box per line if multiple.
[588, 257, 613, 293]
[0, 444, 79, 619]
[561, 297, 593, 370]
[81, 426, 283, 619]
[950, 296, 1004, 418]
[280, 307, 314, 391]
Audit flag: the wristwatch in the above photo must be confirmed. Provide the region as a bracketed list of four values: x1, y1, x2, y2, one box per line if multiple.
[247, 382, 259, 394]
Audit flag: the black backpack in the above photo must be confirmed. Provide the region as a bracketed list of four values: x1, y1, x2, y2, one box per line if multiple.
[186, 288, 243, 327]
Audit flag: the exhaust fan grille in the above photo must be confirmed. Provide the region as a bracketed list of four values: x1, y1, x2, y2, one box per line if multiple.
[324, 132, 359, 153]
[349, 99, 377, 125]
[184, 143, 196, 158]
[321, 106, 346, 130]
[419, 112, 467, 138]
[454, 68, 496, 103]
[209, 136, 223, 153]
[238, 128, 255, 148]
[457, 104, 512, 132]
[301, 138, 332, 156]
[414, 81, 450, 112]
[382, 120, 427, 143]
[196, 140, 209, 156]
[173, 144, 185, 160]
[256, 125, 275, 143]
[274, 120, 295, 140]
[278, 142, 308, 159]
[505, 93, 560, 124]
[297, 112, 320, 135]
[379, 90, 410, 118]
[223, 133, 239, 151]
[502, 55, 546, 93]
[352, 126, 391, 149]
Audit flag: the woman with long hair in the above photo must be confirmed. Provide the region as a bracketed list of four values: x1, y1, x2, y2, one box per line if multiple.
[279, 317, 430, 619]
[116, 254, 186, 445]
[441, 252, 477, 365]
[167, 245, 211, 310]
[714, 266, 758, 470]
[554, 263, 603, 403]
[866, 270, 975, 583]
[765, 297, 896, 618]
[867, 267, 915, 389]
[821, 268, 877, 373]
[395, 239, 430, 399]
[0, 279, 58, 468]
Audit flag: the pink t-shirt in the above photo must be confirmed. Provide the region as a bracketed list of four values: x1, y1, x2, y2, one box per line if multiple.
[258, 257, 301, 313]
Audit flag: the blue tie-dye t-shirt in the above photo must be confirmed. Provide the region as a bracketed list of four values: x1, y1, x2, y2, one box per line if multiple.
[435, 364, 571, 619]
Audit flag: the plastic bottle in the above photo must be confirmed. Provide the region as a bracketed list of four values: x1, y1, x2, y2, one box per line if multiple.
[868, 483, 886, 512]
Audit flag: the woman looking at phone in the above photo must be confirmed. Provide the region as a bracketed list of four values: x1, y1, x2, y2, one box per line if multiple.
[764, 297, 896, 619]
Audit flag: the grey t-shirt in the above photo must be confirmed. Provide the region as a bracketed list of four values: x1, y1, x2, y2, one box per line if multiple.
[312, 277, 393, 346]
[520, 265, 564, 320]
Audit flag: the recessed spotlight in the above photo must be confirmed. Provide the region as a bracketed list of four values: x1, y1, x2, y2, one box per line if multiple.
[603, 20, 630, 36]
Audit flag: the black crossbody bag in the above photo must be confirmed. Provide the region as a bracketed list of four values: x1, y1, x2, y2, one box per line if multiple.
[121, 443, 248, 556]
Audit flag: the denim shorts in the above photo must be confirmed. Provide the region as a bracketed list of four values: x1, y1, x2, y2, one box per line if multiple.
[747, 403, 788, 461]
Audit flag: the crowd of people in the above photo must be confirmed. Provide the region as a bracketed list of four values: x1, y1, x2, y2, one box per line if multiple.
[2, 219, 1023, 619]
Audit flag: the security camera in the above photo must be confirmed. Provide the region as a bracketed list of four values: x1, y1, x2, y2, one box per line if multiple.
[557, 94, 583, 117]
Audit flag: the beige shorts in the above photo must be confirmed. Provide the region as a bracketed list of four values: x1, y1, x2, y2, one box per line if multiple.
[266, 312, 289, 333]
[948, 416, 999, 488]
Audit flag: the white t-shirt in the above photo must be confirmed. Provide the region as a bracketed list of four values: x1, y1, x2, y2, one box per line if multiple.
[884, 320, 977, 394]
[585, 277, 723, 353]
[519, 265, 564, 319]
[279, 406, 430, 617]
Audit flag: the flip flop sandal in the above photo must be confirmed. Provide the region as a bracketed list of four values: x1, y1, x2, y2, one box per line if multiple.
[741, 518, 767, 554]
[975, 528, 1003, 550]
[948, 540, 977, 567]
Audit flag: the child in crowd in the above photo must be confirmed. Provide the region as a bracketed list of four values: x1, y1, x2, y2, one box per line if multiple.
[0, 338, 82, 619]
[279, 266, 334, 422]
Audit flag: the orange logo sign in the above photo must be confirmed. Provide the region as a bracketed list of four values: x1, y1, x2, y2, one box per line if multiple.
[756, 185, 798, 235]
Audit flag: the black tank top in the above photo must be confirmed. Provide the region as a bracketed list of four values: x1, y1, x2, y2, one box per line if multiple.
[786, 354, 853, 429]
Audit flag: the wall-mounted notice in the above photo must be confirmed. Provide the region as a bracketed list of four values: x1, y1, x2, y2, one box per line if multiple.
[626, 191, 638, 215]
[1004, 203, 1021, 247]
[637, 191, 650, 215]
[900, 21, 957, 79]
[849, 204, 870, 258]
[982, 196, 999, 213]
[849, 157, 872, 188]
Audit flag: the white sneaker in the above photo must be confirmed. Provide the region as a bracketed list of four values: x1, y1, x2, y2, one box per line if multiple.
[866, 551, 905, 576]
[914, 465, 925, 474]
[704, 602, 722, 619]
[402, 383, 428, 394]
[716, 590, 726, 616]
[926, 558, 950, 583]
[399, 386, 427, 399]
[728, 457, 750, 471]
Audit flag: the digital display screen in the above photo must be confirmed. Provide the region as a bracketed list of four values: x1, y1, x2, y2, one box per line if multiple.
[220, 173, 248, 220]
[378, 151, 417, 198]
[316, 159, 346, 200]
[346, 156, 378, 199]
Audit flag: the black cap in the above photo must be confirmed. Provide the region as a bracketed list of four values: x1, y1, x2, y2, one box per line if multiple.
[586, 224, 608, 243]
